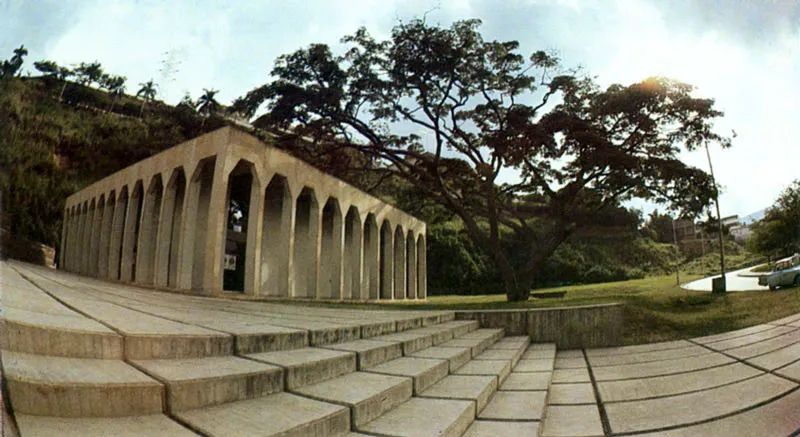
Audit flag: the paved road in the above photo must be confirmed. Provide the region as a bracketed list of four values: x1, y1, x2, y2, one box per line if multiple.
[681, 266, 768, 292]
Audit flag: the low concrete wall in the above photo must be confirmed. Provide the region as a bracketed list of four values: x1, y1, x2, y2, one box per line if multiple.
[455, 303, 623, 349]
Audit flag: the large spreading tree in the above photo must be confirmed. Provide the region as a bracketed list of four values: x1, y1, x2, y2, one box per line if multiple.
[233, 19, 730, 301]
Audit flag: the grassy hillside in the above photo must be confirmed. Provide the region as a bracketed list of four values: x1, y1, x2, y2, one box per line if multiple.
[0, 76, 226, 251]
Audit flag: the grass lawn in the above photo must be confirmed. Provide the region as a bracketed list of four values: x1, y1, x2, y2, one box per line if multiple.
[283, 273, 800, 345]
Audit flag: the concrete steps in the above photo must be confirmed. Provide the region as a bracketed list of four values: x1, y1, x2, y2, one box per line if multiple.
[3, 351, 164, 417]
[131, 356, 284, 411]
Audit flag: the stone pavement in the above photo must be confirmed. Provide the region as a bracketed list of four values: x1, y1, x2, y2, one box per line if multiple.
[2, 260, 800, 436]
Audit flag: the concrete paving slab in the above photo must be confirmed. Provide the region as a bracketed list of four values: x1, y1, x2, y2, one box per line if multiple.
[776, 360, 800, 382]
[500, 371, 551, 391]
[474, 347, 523, 367]
[322, 339, 403, 370]
[420, 375, 497, 415]
[693, 324, 775, 344]
[635, 389, 800, 437]
[433, 320, 480, 338]
[587, 345, 710, 367]
[746, 342, 800, 370]
[366, 357, 449, 394]
[293, 371, 412, 428]
[245, 347, 356, 389]
[549, 383, 597, 404]
[514, 358, 555, 372]
[462, 420, 540, 437]
[591, 353, 735, 381]
[478, 391, 547, 421]
[410, 346, 471, 372]
[555, 356, 587, 369]
[768, 313, 800, 326]
[3, 350, 163, 417]
[604, 374, 798, 434]
[358, 397, 474, 437]
[598, 363, 763, 402]
[699, 326, 797, 351]
[175, 392, 350, 437]
[522, 348, 557, 361]
[455, 359, 512, 385]
[542, 405, 604, 437]
[15, 414, 197, 437]
[725, 329, 800, 359]
[1, 308, 123, 358]
[587, 340, 694, 357]
[131, 356, 283, 411]
[553, 367, 591, 383]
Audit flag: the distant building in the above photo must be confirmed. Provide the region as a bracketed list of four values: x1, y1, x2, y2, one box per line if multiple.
[730, 224, 753, 244]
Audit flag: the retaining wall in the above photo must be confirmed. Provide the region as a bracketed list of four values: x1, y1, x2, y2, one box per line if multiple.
[455, 303, 623, 349]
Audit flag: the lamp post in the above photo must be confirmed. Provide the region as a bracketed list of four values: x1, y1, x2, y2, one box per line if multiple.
[705, 141, 726, 293]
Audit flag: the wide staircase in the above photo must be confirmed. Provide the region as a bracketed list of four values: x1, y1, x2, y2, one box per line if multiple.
[1, 262, 561, 437]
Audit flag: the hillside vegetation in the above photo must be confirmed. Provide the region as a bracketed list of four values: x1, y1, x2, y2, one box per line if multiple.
[0, 71, 755, 294]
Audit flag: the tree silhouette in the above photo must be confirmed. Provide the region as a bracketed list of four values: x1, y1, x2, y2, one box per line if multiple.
[136, 79, 157, 116]
[1, 45, 28, 79]
[236, 19, 731, 301]
[74, 61, 104, 87]
[196, 88, 220, 116]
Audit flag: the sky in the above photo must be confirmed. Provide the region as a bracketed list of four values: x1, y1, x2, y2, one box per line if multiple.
[3, 0, 798, 219]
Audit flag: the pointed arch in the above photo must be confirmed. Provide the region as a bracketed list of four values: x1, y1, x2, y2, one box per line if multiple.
[261, 175, 292, 297]
[319, 198, 343, 299]
[292, 187, 319, 298]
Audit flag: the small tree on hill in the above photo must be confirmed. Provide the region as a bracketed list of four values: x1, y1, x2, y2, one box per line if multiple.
[234, 19, 730, 301]
[74, 61, 104, 87]
[1, 45, 27, 79]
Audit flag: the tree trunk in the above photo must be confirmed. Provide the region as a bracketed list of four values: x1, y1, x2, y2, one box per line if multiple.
[59, 81, 68, 102]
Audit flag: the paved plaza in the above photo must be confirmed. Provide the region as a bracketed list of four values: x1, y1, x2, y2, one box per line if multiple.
[2, 260, 800, 436]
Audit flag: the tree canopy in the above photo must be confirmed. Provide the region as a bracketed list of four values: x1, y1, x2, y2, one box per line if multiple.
[749, 180, 800, 258]
[233, 18, 730, 301]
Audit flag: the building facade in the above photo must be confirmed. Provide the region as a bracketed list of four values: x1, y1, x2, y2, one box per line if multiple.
[59, 127, 427, 300]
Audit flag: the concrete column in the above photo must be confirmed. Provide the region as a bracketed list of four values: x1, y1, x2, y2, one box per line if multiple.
[418, 235, 427, 299]
[136, 176, 163, 285]
[81, 201, 94, 275]
[244, 174, 263, 296]
[319, 198, 343, 299]
[343, 207, 362, 300]
[156, 169, 186, 288]
[98, 195, 114, 279]
[179, 160, 215, 290]
[362, 215, 379, 300]
[68, 206, 80, 272]
[120, 183, 143, 282]
[59, 209, 69, 269]
[261, 175, 292, 297]
[108, 189, 128, 281]
[201, 156, 230, 294]
[393, 226, 406, 300]
[89, 198, 104, 277]
[406, 232, 416, 299]
[292, 188, 319, 298]
[379, 220, 393, 300]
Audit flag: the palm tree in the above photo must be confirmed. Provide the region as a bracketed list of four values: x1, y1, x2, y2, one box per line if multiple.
[105, 75, 127, 111]
[33, 60, 59, 77]
[196, 88, 221, 116]
[136, 79, 157, 116]
[196, 88, 221, 130]
[1, 45, 28, 78]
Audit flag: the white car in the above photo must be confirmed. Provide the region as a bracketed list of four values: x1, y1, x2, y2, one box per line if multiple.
[758, 254, 800, 291]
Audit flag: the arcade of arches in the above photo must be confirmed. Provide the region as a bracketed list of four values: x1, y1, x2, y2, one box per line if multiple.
[59, 127, 427, 300]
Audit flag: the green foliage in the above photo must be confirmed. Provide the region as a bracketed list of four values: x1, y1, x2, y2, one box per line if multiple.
[0, 75, 222, 250]
[643, 210, 675, 243]
[748, 180, 800, 258]
[236, 18, 730, 301]
[1, 45, 27, 79]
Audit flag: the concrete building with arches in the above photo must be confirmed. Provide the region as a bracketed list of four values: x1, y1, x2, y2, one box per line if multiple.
[59, 127, 427, 300]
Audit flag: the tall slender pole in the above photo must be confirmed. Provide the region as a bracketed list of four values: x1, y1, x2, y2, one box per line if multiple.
[672, 218, 681, 285]
[705, 141, 726, 292]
